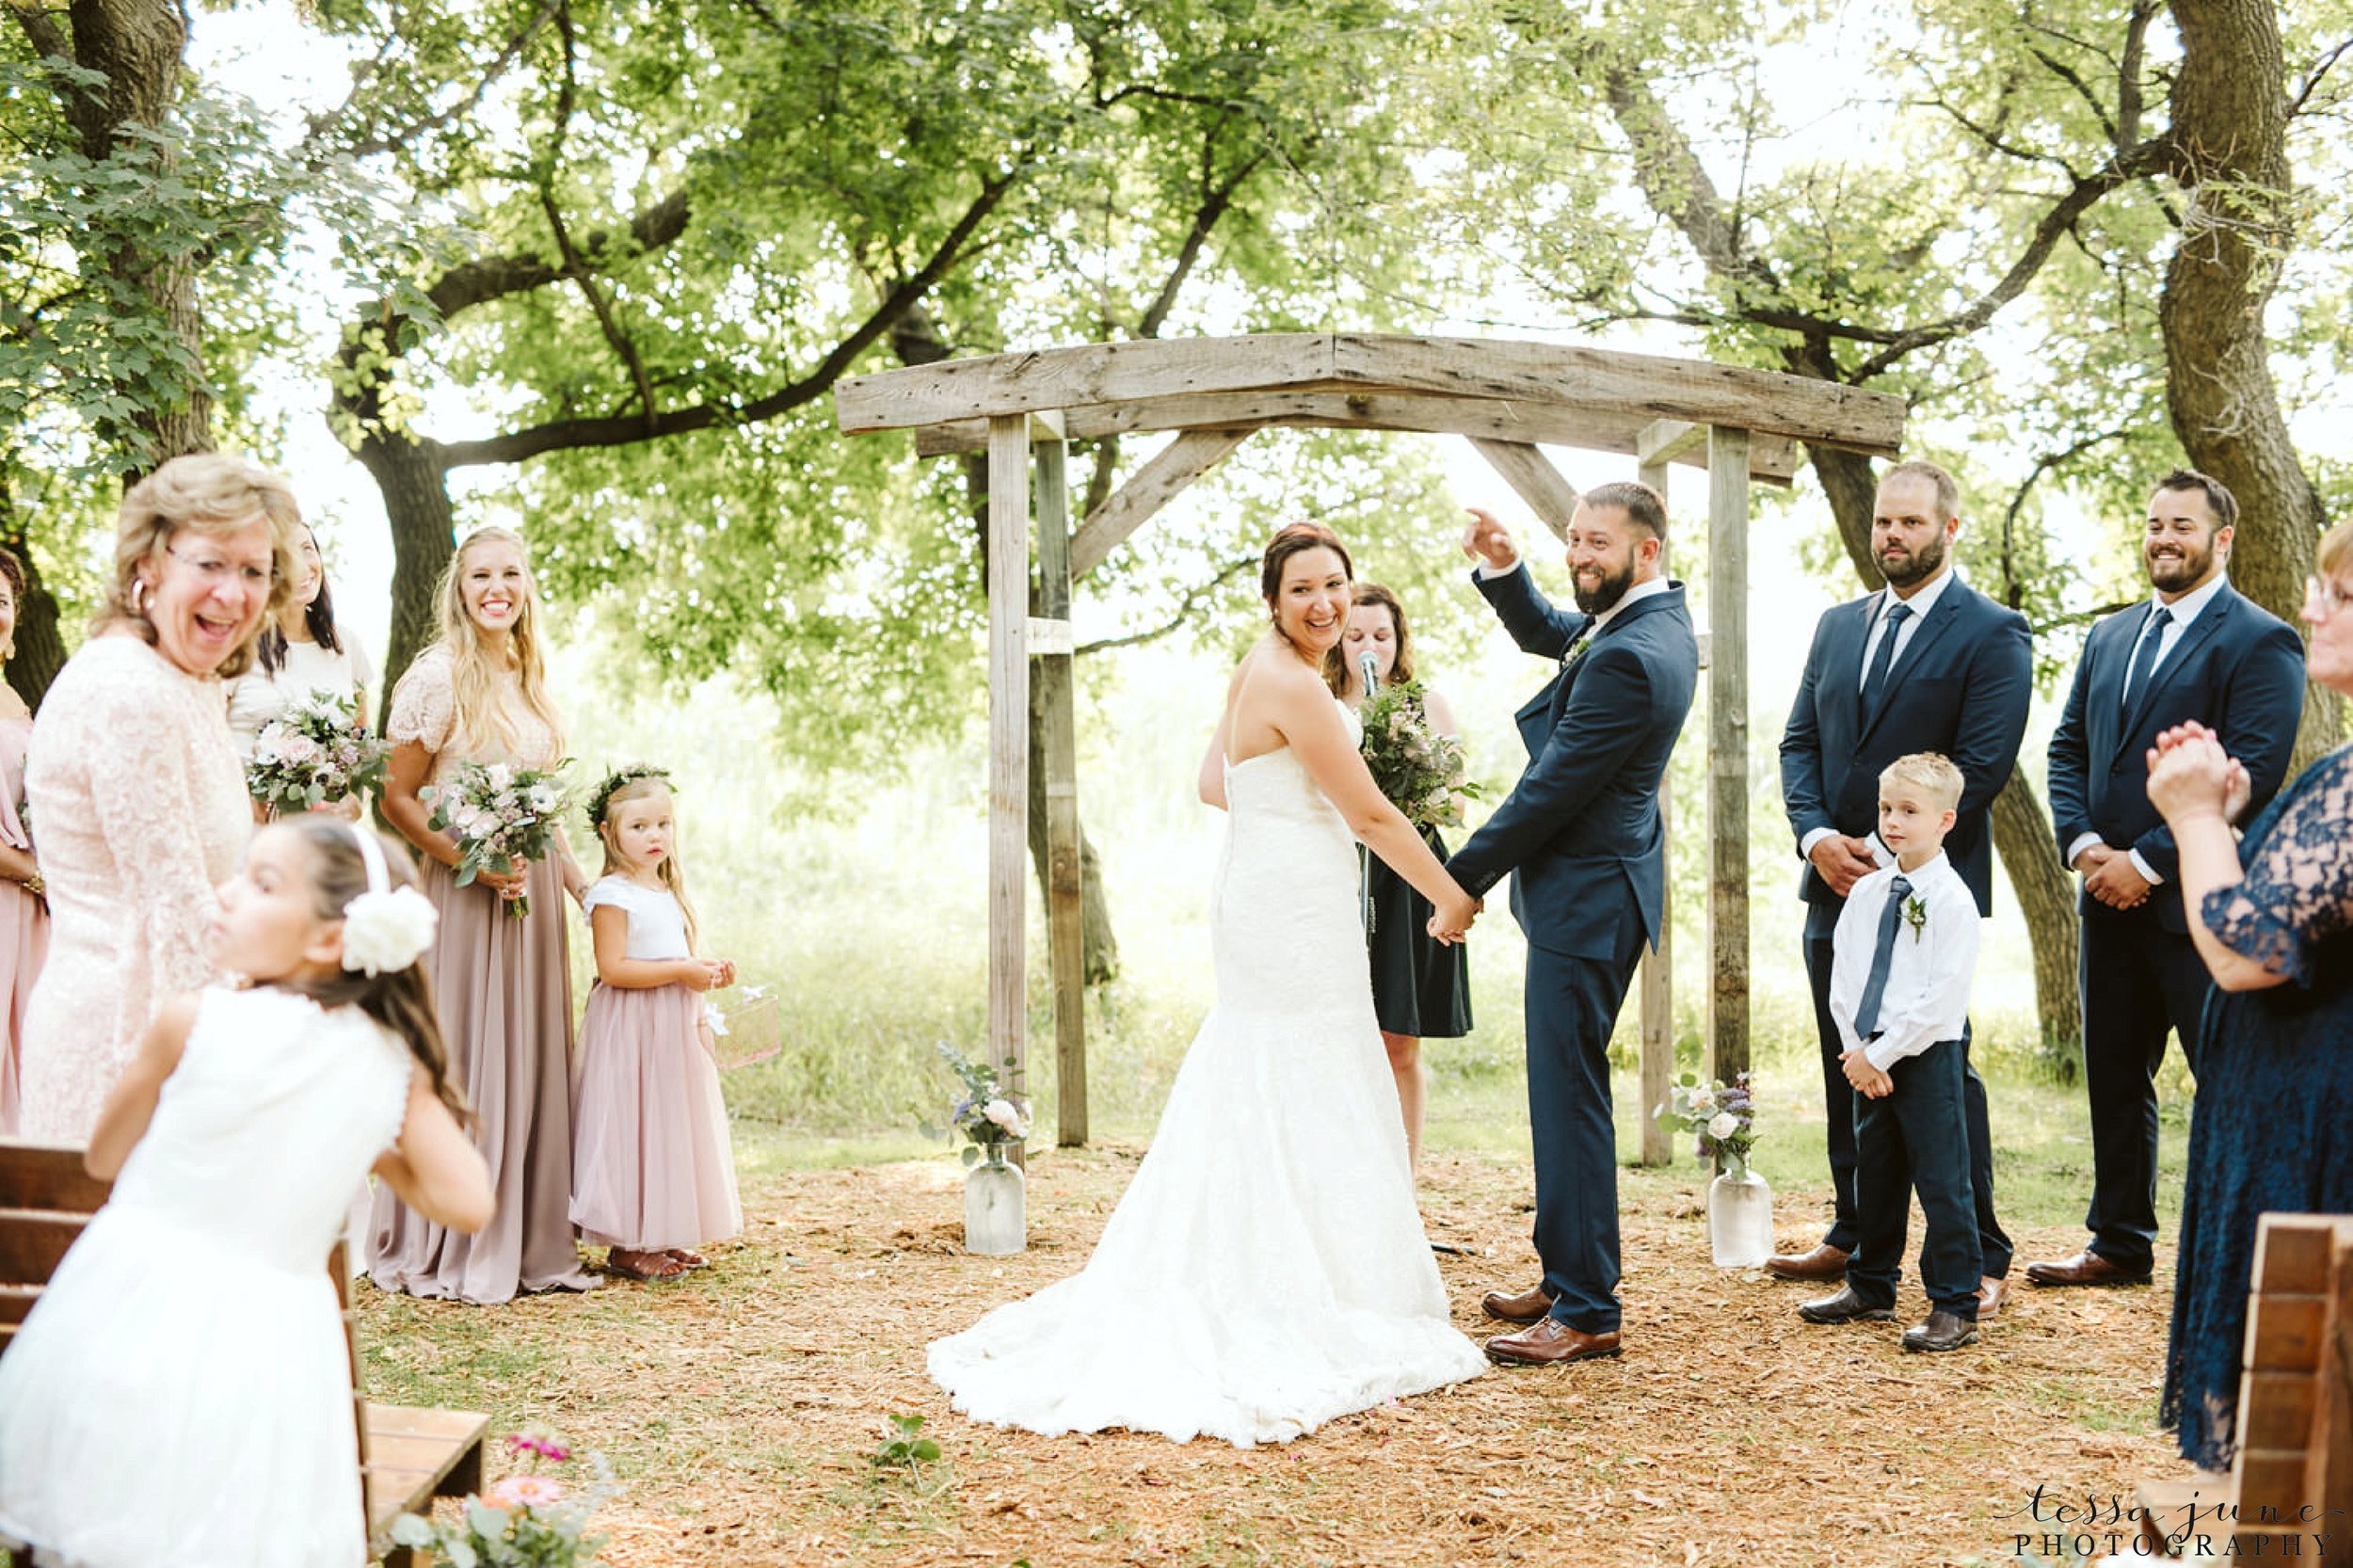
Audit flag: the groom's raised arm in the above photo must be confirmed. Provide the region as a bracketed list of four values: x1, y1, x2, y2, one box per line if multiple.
[1474, 562, 1588, 663]
[1446, 647, 1656, 898]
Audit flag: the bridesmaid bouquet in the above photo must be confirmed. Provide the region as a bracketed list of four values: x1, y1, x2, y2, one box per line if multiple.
[246, 691, 388, 814]
[424, 760, 570, 918]
[1654, 1071, 1760, 1176]
[1358, 680, 1483, 830]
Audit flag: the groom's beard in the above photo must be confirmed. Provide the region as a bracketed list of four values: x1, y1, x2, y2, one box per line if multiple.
[1572, 557, 1636, 616]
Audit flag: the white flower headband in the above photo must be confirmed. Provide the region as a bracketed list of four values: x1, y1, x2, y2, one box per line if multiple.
[340, 824, 438, 977]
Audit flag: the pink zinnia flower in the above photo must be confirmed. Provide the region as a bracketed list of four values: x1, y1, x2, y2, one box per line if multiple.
[485, 1474, 565, 1511]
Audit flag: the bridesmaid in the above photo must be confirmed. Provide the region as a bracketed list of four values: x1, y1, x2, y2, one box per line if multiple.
[1327, 583, 1472, 1170]
[226, 520, 376, 820]
[0, 549, 49, 1132]
[367, 527, 596, 1304]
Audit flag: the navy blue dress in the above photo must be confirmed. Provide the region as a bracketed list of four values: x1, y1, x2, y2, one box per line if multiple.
[1363, 826, 1472, 1039]
[2161, 745, 2353, 1468]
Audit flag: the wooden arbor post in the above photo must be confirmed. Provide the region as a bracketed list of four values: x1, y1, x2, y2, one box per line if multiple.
[1633, 422, 1691, 1163]
[1705, 425, 1752, 1082]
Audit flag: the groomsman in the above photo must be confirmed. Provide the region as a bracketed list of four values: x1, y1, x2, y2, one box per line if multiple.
[1771, 460, 2031, 1314]
[2027, 470, 2305, 1288]
[1448, 486, 1698, 1367]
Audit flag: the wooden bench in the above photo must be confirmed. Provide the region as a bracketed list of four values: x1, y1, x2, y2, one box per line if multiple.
[2135, 1213, 2353, 1559]
[0, 1138, 488, 1564]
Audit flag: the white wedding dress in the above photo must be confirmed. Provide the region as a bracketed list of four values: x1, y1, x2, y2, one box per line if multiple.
[928, 710, 1484, 1445]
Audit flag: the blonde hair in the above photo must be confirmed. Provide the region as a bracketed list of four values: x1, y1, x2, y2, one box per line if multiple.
[2319, 518, 2353, 581]
[428, 527, 565, 759]
[1880, 751, 1964, 813]
[99, 454, 300, 680]
[595, 775, 699, 950]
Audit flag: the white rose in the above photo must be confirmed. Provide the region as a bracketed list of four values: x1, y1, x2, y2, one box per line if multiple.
[484, 763, 514, 791]
[340, 886, 439, 977]
[1706, 1112, 1739, 1142]
[527, 784, 559, 812]
[1689, 1088, 1716, 1113]
[983, 1097, 1028, 1137]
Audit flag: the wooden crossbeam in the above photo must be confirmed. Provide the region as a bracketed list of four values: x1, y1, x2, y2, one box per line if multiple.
[905, 391, 1802, 483]
[1070, 427, 1254, 579]
[1467, 438, 1579, 543]
[838, 332, 1904, 456]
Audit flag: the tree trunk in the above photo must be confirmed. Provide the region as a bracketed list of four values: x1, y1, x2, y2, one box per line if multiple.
[2161, 0, 2340, 769]
[356, 428, 458, 712]
[1808, 451, 2084, 1058]
[1026, 674, 1121, 984]
[1989, 771, 2084, 1078]
[0, 476, 68, 709]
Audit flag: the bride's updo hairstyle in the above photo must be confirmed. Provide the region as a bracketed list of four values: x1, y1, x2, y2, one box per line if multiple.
[1259, 522, 1353, 615]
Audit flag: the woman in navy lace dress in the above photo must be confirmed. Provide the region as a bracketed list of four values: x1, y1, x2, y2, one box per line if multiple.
[2150, 518, 2353, 1469]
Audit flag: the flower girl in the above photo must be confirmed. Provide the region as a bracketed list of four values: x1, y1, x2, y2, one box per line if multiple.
[570, 765, 742, 1283]
[0, 818, 493, 1567]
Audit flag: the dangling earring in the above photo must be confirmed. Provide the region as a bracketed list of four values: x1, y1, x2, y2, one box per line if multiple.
[131, 578, 151, 615]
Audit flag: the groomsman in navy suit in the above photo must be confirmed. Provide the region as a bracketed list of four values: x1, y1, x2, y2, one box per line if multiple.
[1445, 484, 1697, 1367]
[1771, 460, 2031, 1315]
[2027, 470, 2305, 1289]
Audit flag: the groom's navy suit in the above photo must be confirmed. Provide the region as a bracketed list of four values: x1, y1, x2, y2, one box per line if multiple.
[1779, 571, 2030, 1272]
[1446, 566, 1697, 1336]
[2045, 580, 2303, 1273]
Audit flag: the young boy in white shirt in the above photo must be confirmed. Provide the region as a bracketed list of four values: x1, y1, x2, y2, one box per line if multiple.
[1796, 752, 1985, 1352]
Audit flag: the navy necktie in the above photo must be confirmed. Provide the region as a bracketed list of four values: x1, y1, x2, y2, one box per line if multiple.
[1852, 874, 1913, 1039]
[1860, 600, 1913, 715]
[2122, 605, 2173, 711]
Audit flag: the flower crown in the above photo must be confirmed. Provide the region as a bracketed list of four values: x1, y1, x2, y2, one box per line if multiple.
[587, 763, 674, 827]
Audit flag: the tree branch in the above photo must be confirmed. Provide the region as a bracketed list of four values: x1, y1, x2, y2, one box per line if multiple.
[1137, 137, 1265, 340]
[304, 0, 559, 163]
[440, 167, 1018, 469]
[424, 190, 694, 320]
[1600, 62, 1779, 294]
[2290, 35, 2353, 119]
[1075, 554, 1257, 656]
[1997, 425, 2133, 608]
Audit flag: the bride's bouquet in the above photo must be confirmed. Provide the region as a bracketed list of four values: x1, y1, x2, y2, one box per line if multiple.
[1358, 680, 1483, 831]
[246, 691, 388, 814]
[424, 760, 569, 918]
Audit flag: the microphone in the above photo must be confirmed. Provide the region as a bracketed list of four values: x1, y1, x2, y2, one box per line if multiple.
[1359, 652, 1381, 696]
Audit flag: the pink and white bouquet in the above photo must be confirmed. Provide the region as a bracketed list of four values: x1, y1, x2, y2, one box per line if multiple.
[1358, 680, 1484, 831]
[424, 760, 570, 918]
[245, 691, 388, 815]
[389, 1427, 611, 1565]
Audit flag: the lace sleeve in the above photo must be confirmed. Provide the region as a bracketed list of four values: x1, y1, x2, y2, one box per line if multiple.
[385, 647, 454, 752]
[78, 666, 234, 1035]
[2200, 750, 2353, 986]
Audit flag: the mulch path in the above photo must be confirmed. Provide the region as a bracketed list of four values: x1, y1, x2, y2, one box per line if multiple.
[364, 1145, 2194, 1567]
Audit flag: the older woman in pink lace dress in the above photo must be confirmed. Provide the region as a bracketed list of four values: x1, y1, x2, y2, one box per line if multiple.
[19, 456, 296, 1139]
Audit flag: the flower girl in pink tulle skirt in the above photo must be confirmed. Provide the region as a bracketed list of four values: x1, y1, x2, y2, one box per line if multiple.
[569, 765, 742, 1283]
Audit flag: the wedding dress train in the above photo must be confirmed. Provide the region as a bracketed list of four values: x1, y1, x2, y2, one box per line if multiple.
[928, 719, 1484, 1445]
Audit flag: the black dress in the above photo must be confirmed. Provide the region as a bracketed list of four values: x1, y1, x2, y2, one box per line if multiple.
[2161, 744, 2353, 1469]
[1363, 825, 1473, 1039]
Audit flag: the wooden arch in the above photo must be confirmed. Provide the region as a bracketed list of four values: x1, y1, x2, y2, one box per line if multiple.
[836, 333, 1905, 1158]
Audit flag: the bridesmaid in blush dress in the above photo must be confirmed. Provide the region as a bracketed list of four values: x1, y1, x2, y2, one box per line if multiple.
[367, 526, 598, 1304]
[0, 550, 49, 1132]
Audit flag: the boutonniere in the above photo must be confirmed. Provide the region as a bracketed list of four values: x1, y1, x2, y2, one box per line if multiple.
[1561, 632, 1595, 671]
[1900, 894, 1928, 943]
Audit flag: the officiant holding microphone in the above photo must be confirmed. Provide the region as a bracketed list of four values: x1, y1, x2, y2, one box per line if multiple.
[1327, 583, 1471, 1173]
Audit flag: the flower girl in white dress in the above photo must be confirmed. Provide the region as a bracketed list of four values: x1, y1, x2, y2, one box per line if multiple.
[0, 819, 493, 1568]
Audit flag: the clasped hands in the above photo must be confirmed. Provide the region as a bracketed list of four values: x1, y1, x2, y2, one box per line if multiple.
[2070, 722, 2251, 908]
[1426, 895, 1483, 947]
[1840, 1048, 1894, 1100]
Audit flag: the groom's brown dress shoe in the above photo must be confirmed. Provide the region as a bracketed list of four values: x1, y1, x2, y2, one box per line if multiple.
[1901, 1310, 1978, 1352]
[1977, 1275, 2009, 1318]
[1764, 1242, 1850, 1282]
[2024, 1250, 2153, 1288]
[1481, 1284, 1556, 1324]
[1483, 1318, 1621, 1366]
[1795, 1287, 1893, 1324]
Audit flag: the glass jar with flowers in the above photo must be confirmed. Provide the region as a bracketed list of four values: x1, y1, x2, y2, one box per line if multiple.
[1654, 1071, 1770, 1267]
[922, 1043, 1032, 1255]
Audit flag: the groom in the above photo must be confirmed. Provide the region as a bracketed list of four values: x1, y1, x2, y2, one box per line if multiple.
[1443, 486, 1698, 1366]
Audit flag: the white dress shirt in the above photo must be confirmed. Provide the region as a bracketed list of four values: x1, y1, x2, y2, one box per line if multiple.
[2062, 571, 2233, 885]
[1797, 568, 1961, 862]
[1828, 851, 1979, 1072]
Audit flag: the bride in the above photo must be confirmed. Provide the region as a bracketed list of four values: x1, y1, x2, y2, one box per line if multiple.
[928, 522, 1488, 1446]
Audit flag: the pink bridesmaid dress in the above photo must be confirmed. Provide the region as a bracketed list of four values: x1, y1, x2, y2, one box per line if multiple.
[0, 712, 48, 1133]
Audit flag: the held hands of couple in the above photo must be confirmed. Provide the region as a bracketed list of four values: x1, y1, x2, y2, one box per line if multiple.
[1425, 893, 1483, 947]
[1841, 1048, 1894, 1099]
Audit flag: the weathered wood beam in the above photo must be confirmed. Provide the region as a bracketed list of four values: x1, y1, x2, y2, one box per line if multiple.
[1635, 452, 1674, 1167]
[838, 333, 1904, 455]
[1468, 438, 1579, 544]
[1069, 427, 1254, 579]
[986, 416, 1031, 1145]
[910, 392, 1801, 484]
[1705, 425, 1751, 1088]
[1032, 439, 1087, 1149]
[1636, 418, 1705, 468]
